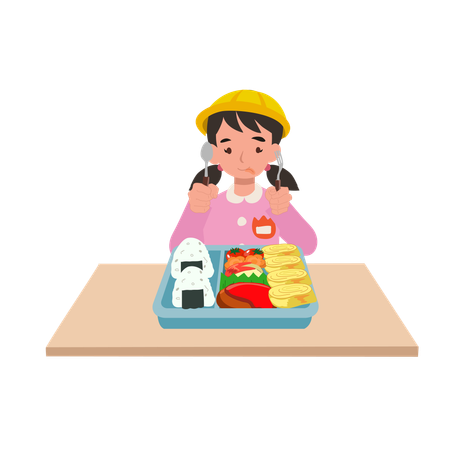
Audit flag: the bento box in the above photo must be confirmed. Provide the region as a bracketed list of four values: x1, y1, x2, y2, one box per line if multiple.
[152, 244, 319, 329]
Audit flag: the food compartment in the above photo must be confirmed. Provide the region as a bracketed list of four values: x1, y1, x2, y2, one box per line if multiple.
[216, 245, 273, 311]
[216, 244, 318, 310]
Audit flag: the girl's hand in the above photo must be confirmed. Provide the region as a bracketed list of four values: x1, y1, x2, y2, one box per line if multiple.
[265, 186, 292, 215]
[188, 183, 219, 213]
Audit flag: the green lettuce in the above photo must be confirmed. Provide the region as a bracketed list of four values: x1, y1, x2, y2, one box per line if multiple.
[219, 271, 269, 291]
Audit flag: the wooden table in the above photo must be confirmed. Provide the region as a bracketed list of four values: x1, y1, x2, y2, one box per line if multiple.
[46, 263, 418, 357]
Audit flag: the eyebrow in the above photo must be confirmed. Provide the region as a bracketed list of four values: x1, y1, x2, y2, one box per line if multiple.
[252, 136, 265, 142]
[220, 138, 231, 143]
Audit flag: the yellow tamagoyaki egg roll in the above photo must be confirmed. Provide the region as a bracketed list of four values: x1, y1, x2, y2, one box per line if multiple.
[267, 269, 312, 287]
[264, 255, 305, 272]
[262, 244, 301, 258]
[269, 284, 317, 308]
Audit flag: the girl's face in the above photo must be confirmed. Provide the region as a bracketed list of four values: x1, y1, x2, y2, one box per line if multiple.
[210, 115, 280, 179]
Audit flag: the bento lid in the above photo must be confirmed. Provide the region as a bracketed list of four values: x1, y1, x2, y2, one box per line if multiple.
[171, 237, 214, 279]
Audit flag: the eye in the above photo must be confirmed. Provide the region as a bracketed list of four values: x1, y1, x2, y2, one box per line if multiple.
[224, 147, 232, 154]
[256, 147, 263, 153]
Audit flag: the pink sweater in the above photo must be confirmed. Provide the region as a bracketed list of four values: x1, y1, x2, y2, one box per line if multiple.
[169, 183, 317, 255]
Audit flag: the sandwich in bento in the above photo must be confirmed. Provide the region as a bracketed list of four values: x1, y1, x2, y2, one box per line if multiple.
[171, 237, 214, 279]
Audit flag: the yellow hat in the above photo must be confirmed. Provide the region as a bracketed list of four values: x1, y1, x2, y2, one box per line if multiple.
[196, 90, 290, 139]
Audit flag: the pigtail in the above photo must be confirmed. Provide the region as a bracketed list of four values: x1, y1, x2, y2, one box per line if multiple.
[188, 164, 223, 191]
[266, 163, 300, 192]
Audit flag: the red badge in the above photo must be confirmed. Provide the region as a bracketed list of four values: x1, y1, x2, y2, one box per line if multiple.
[252, 216, 276, 239]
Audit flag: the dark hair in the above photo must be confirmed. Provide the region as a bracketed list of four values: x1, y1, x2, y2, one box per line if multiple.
[207, 111, 283, 145]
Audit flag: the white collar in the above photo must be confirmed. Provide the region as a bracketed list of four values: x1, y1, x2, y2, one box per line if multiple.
[226, 183, 263, 204]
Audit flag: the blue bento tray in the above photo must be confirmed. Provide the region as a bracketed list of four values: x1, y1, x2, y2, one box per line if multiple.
[152, 244, 319, 329]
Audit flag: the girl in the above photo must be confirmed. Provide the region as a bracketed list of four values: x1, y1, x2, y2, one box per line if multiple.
[169, 90, 317, 255]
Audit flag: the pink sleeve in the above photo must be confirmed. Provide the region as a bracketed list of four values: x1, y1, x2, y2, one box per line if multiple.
[265, 203, 318, 256]
[169, 202, 211, 253]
